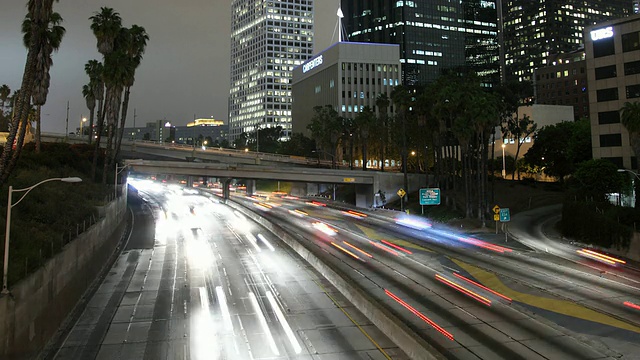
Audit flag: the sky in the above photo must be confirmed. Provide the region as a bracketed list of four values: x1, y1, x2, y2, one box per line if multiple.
[0, 1, 339, 133]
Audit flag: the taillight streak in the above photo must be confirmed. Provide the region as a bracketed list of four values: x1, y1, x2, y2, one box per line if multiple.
[342, 241, 373, 258]
[369, 240, 399, 256]
[384, 289, 454, 341]
[435, 274, 492, 306]
[381, 240, 412, 255]
[577, 249, 626, 265]
[624, 301, 640, 311]
[331, 242, 361, 260]
[452, 272, 512, 302]
[458, 237, 512, 253]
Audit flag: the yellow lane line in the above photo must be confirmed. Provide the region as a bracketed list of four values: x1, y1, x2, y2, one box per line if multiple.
[311, 278, 393, 360]
[355, 224, 433, 252]
[451, 258, 640, 334]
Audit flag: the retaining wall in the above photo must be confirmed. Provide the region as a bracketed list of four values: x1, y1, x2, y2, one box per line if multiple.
[0, 193, 127, 359]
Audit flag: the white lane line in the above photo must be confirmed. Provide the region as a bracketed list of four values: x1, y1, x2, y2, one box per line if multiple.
[248, 291, 280, 356]
[257, 234, 275, 251]
[199, 287, 209, 310]
[216, 285, 234, 333]
[266, 291, 302, 354]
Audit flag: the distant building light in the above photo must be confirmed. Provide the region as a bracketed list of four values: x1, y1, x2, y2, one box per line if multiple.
[164, 122, 172, 127]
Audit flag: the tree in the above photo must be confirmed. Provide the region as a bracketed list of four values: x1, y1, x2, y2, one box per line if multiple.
[621, 101, 640, 207]
[390, 85, 414, 200]
[307, 105, 343, 168]
[86, 60, 104, 177]
[572, 159, 626, 202]
[22, 11, 66, 153]
[279, 132, 316, 157]
[82, 84, 95, 139]
[375, 93, 390, 172]
[114, 25, 149, 161]
[0, 84, 10, 113]
[502, 114, 536, 180]
[0, 0, 61, 186]
[355, 106, 376, 171]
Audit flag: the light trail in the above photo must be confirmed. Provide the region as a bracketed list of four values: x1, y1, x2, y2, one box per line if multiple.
[381, 239, 412, 255]
[385, 289, 454, 341]
[452, 272, 512, 302]
[435, 274, 492, 306]
[331, 242, 361, 260]
[343, 241, 373, 258]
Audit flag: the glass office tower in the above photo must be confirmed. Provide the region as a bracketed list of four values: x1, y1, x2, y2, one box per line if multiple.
[341, 0, 499, 87]
[229, 0, 314, 141]
[501, 0, 631, 82]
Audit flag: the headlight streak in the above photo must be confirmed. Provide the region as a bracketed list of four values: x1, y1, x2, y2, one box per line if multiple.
[384, 289, 454, 341]
[342, 241, 373, 258]
[452, 272, 512, 303]
[257, 234, 275, 252]
[395, 217, 432, 230]
[624, 301, 640, 311]
[266, 291, 303, 354]
[456, 236, 512, 253]
[288, 209, 308, 217]
[342, 210, 368, 219]
[435, 274, 492, 306]
[369, 240, 400, 256]
[248, 292, 280, 356]
[245, 234, 262, 253]
[312, 222, 338, 236]
[380, 240, 412, 255]
[306, 201, 327, 207]
[215, 286, 234, 332]
[577, 249, 626, 266]
[331, 242, 362, 261]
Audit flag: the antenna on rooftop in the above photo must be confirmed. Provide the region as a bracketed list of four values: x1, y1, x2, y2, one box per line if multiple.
[332, 1, 348, 44]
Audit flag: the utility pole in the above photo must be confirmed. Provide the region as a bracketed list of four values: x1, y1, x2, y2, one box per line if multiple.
[64, 101, 69, 141]
[133, 108, 137, 141]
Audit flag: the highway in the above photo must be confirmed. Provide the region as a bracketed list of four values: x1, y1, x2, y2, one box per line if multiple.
[228, 192, 640, 359]
[52, 182, 406, 360]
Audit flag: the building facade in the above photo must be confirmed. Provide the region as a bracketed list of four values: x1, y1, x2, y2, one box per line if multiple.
[534, 49, 589, 120]
[586, 14, 640, 170]
[228, 0, 314, 142]
[291, 42, 400, 138]
[341, 0, 499, 87]
[501, 0, 631, 83]
[124, 119, 228, 146]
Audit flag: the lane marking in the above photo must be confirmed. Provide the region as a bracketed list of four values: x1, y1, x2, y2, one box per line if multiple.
[248, 291, 280, 356]
[266, 291, 302, 353]
[216, 286, 234, 332]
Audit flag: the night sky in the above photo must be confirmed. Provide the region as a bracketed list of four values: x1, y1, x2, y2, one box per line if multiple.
[0, 1, 338, 133]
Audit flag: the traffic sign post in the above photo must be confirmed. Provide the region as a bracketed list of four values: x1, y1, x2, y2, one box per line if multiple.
[493, 205, 500, 234]
[397, 188, 406, 212]
[419, 188, 440, 214]
[499, 208, 510, 242]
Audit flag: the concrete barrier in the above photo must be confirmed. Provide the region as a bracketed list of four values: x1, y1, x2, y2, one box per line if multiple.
[0, 194, 127, 359]
[226, 200, 446, 360]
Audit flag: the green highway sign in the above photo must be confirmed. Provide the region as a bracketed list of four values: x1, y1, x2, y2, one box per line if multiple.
[419, 188, 441, 206]
[499, 208, 511, 222]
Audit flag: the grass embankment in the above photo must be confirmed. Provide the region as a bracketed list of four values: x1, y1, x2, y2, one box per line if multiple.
[0, 143, 112, 287]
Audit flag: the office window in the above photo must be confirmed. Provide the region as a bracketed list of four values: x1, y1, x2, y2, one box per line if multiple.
[625, 60, 640, 76]
[600, 134, 622, 147]
[622, 31, 640, 52]
[596, 88, 618, 102]
[593, 37, 615, 58]
[595, 65, 617, 80]
[603, 157, 624, 168]
[626, 84, 640, 99]
[598, 111, 620, 124]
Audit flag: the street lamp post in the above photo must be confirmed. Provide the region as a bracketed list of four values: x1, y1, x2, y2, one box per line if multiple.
[80, 116, 87, 137]
[501, 144, 506, 179]
[2, 177, 82, 294]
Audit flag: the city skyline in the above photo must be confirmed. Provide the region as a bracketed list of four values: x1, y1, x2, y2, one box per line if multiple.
[0, 1, 337, 133]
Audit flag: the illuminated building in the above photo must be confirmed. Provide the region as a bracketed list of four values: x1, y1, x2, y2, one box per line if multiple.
[229, 0, 314, 142]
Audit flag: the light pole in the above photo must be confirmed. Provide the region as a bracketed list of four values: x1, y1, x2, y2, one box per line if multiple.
[2, 177, 82, 294]
[501, 143, 506, 179]
[115, 163, 129, 198]
[618, 168, 640, 180]
[80, 116, 87, 136]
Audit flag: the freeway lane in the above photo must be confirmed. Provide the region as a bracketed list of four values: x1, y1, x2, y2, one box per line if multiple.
[53, 183, 407, 360]
[233, 195, 618, 359]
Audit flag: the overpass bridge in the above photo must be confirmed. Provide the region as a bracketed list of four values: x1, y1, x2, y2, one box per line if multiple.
[124, 159, 425, 208]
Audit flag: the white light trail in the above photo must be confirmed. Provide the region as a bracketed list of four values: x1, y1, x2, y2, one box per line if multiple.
[215, 286, 234, 332]
[266, 291, 302, 354]
[248, 292, 280, 356]
[257, 234, 275, 251]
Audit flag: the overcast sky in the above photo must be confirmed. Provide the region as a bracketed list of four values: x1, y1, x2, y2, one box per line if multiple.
[0, 1, 338, 133]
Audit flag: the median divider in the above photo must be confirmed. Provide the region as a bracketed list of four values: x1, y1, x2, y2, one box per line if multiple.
[225, 199, 446, 360]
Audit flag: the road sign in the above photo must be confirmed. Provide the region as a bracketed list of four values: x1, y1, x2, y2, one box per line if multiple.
[343, 177, 355, 183]
[492, 205, 500, 214]
[493, 214, 500, 221]
[419, 188, 441, 205]
[499, 208, 510, 222]
[397, 188, 406, 198]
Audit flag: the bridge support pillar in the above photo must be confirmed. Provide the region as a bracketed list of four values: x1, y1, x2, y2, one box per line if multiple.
[355, 184, 374, 208]
[187, 176, 194, 188]
[306, 183, 319, 196]
[222, 178, 232, 203]
[246, 180, 256, 196]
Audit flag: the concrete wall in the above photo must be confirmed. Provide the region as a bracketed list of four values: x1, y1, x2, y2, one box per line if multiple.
[226, 200, 445, 360]
[0, 193, 127, 359]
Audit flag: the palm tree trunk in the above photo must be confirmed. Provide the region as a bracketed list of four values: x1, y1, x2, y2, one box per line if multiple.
[35, 105, 41, 152]
[103, 86, 123, 183]
[88, 107, 95, 145]
[91, 97, 106, 181]
[114, 86, 131, 161]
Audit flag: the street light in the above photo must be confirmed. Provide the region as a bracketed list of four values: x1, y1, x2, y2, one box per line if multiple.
[618, 168, 640, 180]
[501, 144, 506, 179]
[80, 116, 87, 136]
[2, 177, 82, 294]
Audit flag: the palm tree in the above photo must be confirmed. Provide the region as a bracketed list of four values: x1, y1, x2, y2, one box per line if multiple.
[85, 60, 104, 147]
[0, 85, 10, 113]
[115, 25, 149, 161]
[89, 7, 122, 182]
[23, 11, 65, 153]
[82, 84, 95, 139]
[375, 93, 390, 172]
[621, 101, 640, 208]
[0, 0, 60, 185]
[355, 106, 375, 171]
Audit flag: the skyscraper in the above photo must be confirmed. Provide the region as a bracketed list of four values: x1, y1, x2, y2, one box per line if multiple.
[500, 0, 631, 83]
[229, 0, 314, 142]
[341, 1, 499, 87]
